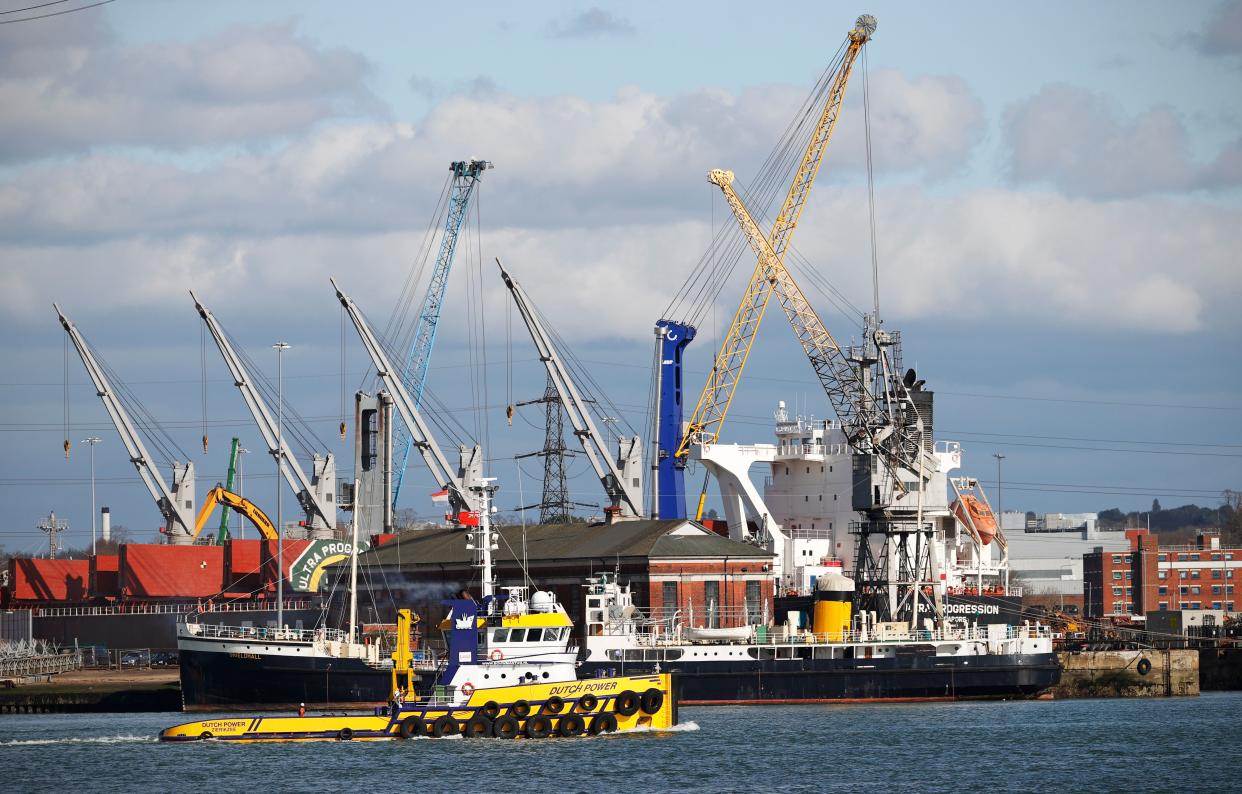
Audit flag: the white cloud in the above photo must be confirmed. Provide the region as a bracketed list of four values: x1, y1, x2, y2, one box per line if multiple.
[0, 17, 377, 162]
[2, 75, 1234, 346]
[0, 71, 985, 245]
[1003, 84, 1242, 198]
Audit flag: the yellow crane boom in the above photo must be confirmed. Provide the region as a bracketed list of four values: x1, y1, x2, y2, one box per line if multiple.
[676, 15, 875, 460]
[193, 485, 279, 541]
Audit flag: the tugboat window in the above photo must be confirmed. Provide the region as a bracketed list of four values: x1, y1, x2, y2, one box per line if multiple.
[491, 628, 508, 642]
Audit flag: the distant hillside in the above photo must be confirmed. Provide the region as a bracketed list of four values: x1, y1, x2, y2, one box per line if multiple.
[1098, 493, 1241, 544]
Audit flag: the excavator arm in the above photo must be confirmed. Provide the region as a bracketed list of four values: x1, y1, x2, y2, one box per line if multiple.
[193, 485, 279, 541]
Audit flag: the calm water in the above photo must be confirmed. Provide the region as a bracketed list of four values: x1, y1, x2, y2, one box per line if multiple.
[3, 694, 1240, 792]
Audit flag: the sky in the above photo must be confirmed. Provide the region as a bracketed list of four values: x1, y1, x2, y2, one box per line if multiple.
[1, 0, 1240, 555]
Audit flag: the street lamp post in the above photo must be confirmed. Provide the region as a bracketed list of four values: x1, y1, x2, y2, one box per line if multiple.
[992, 453, 1006, 526]
[82, 437, 102, 555]
[273, 342, 290, 631]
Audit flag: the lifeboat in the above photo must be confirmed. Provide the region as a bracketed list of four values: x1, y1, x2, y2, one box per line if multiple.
[951, 495, 997, 545]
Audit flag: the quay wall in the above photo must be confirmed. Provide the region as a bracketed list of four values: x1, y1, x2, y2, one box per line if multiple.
[1053, 649, 1198, 698]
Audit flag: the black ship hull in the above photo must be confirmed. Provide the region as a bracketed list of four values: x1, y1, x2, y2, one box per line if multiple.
[182, 637, 1059, 709]
[580, 652, 1062, 704]
[179, 642, 394, 712]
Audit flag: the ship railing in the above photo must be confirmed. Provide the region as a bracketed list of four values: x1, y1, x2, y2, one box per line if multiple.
[26, 600, 317, 618]
[364, 649, 440, 671]
[180, 622, 348, 644]
[629, 620, 1052, 648]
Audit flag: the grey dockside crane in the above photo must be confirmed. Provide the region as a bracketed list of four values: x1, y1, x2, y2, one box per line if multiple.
[191, 292, 337, 538]
[497, 259, 644, 521]
[56, 305, 198, 544]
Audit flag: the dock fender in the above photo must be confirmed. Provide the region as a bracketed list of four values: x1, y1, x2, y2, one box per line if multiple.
[430, 715, 459, 738]
[399, 715, 424, 739]
[525, 714, 552, 739]
[542, 695, 565, 714]
[1136, 657, 1152, 676]
[614, 690, 640, 716]
[577, 693, 598, 712]
[640, 688, 664, 715]
[464, 714, 492, 738]
[588, 713, 618, 735]
[492, 715, 520, 739]
[480, 700, 501, 719]
[509, 699, 531, 718]
[337, 727, 353, 741]
[558, 713, 585, 737]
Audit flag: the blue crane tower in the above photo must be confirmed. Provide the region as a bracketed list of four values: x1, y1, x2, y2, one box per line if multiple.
[653, 319, 695, 519]
[391, 158, 491, 510]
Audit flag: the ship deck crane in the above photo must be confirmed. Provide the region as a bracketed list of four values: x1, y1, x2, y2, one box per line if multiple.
[664, 15, 877, 522]
[332, 278, 482, 519]
[191, 292, 337, 537]
[55, 305, 197, 544]
[498, 260, 644, 520]
[391, 159, 492, 510]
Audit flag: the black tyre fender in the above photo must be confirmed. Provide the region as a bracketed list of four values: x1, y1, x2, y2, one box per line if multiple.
[509, 699, 531, 718]
[558, 713, 585, 737]
[1136, 657, 1153, 676]
[337, 727, 353, 741]
[398, 715, 424, 739]
[463, 714, 492, 738]
[588, 713, 618, 735]
[640, 687, 664, 715]
[613, 689, 640, 716]
[430, 714, 459, 738]
[492, 714, 520, 739]
[577, 693, 599, 712]
[480, 700, 501, 719]
[524, 714, 552, 739]
[199, 731, 214, 741]
[542, 695, 565, 714]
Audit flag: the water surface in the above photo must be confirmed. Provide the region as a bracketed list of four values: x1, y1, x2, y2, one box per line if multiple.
[4, 694, 1238, 792]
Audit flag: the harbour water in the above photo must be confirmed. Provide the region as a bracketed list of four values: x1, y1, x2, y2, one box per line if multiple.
[4, 694, 1239, 792]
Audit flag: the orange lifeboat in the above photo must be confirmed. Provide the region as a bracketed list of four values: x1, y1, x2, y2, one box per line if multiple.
[951, 495, 997, 545]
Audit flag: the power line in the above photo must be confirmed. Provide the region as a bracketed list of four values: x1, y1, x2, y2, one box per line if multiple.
[0, 0, 113, 25]
[0, 0, 70, 15]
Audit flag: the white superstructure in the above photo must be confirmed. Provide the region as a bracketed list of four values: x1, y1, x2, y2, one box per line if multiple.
[755, 401, 1011, 598]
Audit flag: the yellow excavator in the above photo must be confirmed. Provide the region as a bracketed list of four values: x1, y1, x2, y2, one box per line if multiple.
[192, 485, 279, 541]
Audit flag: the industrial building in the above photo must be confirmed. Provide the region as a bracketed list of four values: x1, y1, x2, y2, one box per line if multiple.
[346, 519, 775, 630]
[1084, 530, 1239, 618]
[1004, 526, 1129, 598]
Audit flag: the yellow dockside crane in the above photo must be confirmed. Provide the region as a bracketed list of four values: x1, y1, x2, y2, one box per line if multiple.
[677, 14, 877, 519]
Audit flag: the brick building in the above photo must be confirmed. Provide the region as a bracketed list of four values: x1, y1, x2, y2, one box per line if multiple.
[345, 519, 775, 632]
[1084, 530, 1238, 618]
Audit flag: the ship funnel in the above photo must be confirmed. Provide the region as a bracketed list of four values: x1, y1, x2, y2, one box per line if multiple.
[101, 506, 111, 543]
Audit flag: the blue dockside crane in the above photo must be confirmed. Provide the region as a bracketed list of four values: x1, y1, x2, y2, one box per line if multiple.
[653, 319, 695, 519]
[391, 159, 492, 510]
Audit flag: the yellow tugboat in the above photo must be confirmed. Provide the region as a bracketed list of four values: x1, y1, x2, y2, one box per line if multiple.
[161, 485, 677, 742]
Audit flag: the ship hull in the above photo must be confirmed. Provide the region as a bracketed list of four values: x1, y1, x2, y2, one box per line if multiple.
[579, 652, 1061, 704]
[179, 638, 393, 712]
